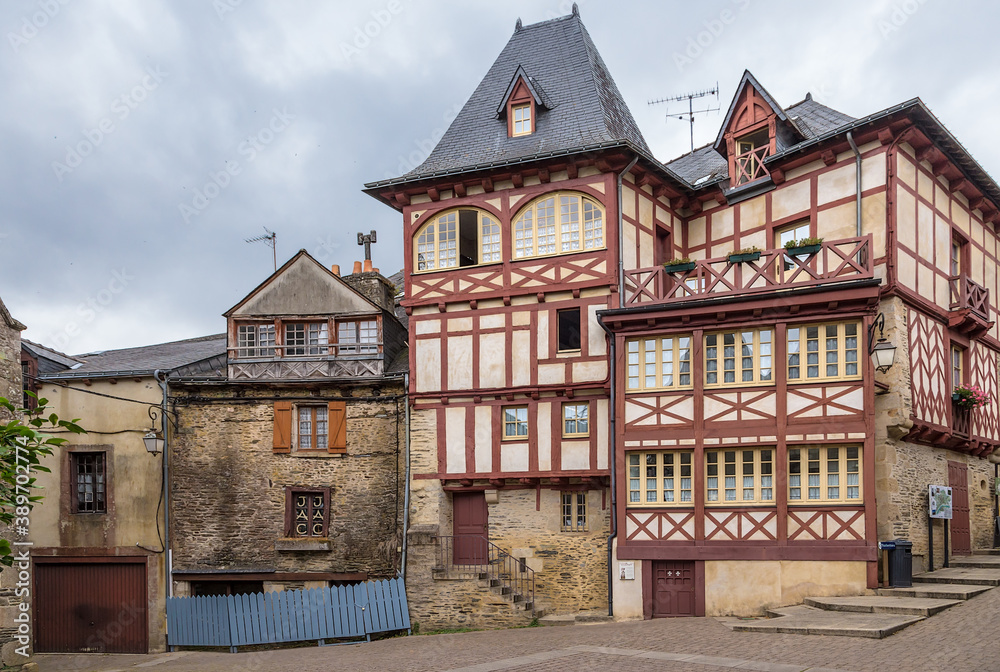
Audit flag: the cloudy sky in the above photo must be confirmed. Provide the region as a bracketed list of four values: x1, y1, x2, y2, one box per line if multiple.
[1, 0, 998, 355]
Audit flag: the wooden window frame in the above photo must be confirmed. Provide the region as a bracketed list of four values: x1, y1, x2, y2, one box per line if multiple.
[413, 209, 501, 273]
[284, 487, 331, 538]
[951, 230, 969, 278]
[706, 448, 774, 505]
[556, 308, 581, 353]
[704, 328, 773, 388]
[336, 318, 380, 355]
[502, 405, 528, 440]
[627, 451, 693, 507]
[511, 103, 532, 137]
[626, 334, 694, 392]
[236, 322, 276, 358]
[951, 343, 967, 389]
[275, 400, 346, 455]
[560, 492, 587, 531]
[788, 445, 862, 504]
[70, 451, 107, 514]
[561, 402, 589, 438]
[787, 321, 862, 383]
[512, 192, 605, 261]
[296, 405, 328, 451]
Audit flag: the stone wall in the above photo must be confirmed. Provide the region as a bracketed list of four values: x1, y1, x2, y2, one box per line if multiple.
[0, 307, 21, 411]
[0, 303, 22, 664]
[170, 381, 406, 584]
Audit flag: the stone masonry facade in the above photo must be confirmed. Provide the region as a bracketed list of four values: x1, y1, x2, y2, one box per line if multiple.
[170, 380, 406, 586]
[0, 303, 23, 664]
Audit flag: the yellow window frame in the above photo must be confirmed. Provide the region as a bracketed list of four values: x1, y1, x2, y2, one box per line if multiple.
[560, 492, 587, 531]
[512, 192, 605, 260]
[704, 328, 773, 388]
[787, 321, 862, 383]
[788, 445, 862, 504]
[562, 402, 589, 438]
[625, 335, 694, 392]
[705, 448, 774, 505]
[627, 451, 693, 507]
[512, 103, 532, 136]
[413, 209, 501, 273]
[502, 405, 528, 440]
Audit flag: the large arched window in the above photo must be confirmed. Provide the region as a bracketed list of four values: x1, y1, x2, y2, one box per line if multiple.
[512, 192, 604, 260]
[414, 209, 501, 272]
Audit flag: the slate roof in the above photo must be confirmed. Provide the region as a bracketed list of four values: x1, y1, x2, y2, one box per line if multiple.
[665, 95, 858, 188]
[21, 339, 82, 374]
[40, 334, 227, 378]
[367, 9, 649, 187]
[385, 346, 409, 375]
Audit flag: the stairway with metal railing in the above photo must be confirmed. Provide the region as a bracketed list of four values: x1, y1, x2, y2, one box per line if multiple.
[432, 535, 541, 617]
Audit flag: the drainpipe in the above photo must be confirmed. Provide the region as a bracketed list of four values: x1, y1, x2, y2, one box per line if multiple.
[847, 131, 863, 238]
[154, 369, 172, 599]
[399, 373, 412, 579]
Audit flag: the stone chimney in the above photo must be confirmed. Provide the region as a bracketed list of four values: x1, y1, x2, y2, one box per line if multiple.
[343, 261, 396, 313]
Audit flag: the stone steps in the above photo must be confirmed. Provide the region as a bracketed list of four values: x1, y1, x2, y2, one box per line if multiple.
[730, 605, 924, 638]
[539, 610, 614, 627]
[912, 567, 1000, 586]
[949, 555, 1000, 569]
[877, 583, 991, 600]
[803, 595, 959, 616]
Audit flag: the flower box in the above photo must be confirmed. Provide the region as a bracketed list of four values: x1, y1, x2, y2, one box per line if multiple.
[785, 244, 822, 256]
[728, 251, 761, 264]
[663, 261, 696, 273]
[953, 384, 990, 410]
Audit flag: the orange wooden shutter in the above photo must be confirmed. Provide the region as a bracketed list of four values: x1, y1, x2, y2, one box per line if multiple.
[273, 401, 292, 453]
[328, 400, 347, 453]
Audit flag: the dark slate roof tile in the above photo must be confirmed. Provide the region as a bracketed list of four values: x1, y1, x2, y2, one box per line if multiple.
[42, 334, 228, 377]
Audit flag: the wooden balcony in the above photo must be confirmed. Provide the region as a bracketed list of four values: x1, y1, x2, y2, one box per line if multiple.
[948, 275, 992, 338]
[734, 144, 770, 185]
[951, 400, 971, 440]
[624, 236, 873, 307]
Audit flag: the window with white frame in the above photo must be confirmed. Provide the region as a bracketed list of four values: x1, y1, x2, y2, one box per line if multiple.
[788, 446, 861, 503]
[561, 492, 586, 531]
[626, 335, 693, 391]
[236, 323, 276, 358]
[502, 406, 528, 440]
[787, 322, 861, 382]
[337, 320, 378, 354]
[706, 449, 774, 504]
[627, 451, 693, 506]
[512, 103, 532, 136]
[705, 329, 772, 386]
[284, 323, 328, 356]
[512, 193, 604, 260]
[414, 209, 501, 272]
[562, 403, 589, 437]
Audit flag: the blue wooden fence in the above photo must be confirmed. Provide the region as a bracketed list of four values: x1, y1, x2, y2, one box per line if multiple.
[166, 578, 410, 652]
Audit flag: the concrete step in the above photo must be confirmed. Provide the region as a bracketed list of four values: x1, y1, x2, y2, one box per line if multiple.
[974, 548, 1000, 555]
[730, 605, 924, 638]
[539, 610, 613, 627]
[950, 555, 1000, 569]
[878, 583, 991, 600]
[913, 567, 1000, 586]
[804, 595, 959, 616]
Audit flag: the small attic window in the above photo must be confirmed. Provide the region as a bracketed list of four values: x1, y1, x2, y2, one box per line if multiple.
[512, 103, 532, 136]
[733, 128, 770, 185]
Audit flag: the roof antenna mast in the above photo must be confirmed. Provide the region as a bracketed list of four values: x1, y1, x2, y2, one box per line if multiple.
[648, 83, 720, 153]
[245, 226, 277, 272]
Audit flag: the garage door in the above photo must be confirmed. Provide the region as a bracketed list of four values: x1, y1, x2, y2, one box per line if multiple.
[34, 561, 147, 653]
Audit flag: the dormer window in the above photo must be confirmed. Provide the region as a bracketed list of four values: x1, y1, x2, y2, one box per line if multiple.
[512, 103, 532, 136]
[734, 128, 770, 185]
[414, 208, 501, 272]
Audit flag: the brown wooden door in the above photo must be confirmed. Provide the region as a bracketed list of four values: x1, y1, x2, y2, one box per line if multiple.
[948, 461, 972, 555]
[453, 492, 488, 564]
[652, 561, 696, 617]
[34, 561, 147, 653]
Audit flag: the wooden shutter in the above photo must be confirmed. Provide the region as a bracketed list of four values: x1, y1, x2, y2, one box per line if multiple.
[273, 401, 292, 453]
[328, 400, 347, 453]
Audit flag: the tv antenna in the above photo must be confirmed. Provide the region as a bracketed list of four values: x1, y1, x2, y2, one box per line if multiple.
[245, 226, 277, 272]
[648, 83, 720, 152]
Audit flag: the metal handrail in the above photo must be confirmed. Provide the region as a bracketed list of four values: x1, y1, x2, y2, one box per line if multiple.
[434, 535, 536, 612]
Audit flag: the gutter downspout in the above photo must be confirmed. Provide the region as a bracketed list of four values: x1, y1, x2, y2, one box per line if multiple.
[400, 373, 412, 579]
[154, 369, 172, 600]
[606, 155, 638, 618]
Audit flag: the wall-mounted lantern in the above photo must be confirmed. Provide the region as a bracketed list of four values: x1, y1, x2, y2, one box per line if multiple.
[143, 407, 164, 456]
[868, 313, 897, 374]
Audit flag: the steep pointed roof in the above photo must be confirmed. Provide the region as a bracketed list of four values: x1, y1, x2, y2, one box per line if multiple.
[369, 8, 648, 187]
[0, 296, 25, 331]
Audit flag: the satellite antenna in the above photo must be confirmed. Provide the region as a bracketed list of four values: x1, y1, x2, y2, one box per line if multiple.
[245, 226, 277, 272]
[648, 83, 720, 153]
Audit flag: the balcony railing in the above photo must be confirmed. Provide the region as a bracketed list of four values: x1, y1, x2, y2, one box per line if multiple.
[734, 144, 770, 185]
[952, 400, 971, 439]
[949, 275, 990, 320]
[624, 235, 873, 307]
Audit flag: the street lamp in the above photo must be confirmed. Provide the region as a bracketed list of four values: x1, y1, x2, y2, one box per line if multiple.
[143, 407, 164, 456]
[868, 313, 897, 374]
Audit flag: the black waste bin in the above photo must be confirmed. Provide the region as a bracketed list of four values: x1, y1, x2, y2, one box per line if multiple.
[886, 539, 913, 588]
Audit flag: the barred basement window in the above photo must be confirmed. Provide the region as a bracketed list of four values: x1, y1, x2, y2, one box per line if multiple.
[787, 322, 861, 381]
[72, 452, 106, 514]
[626, 335, 693, 391]
[788, 446, 862, 504]
[705, 329, 772, 387]
[628, 451, 693, 506]
[561, 492, 586, 531]
[706, 449, 773, 504]
[236, 323, 275, 358]
[512, 193, 604, 260]
[288, 490, 328, 537]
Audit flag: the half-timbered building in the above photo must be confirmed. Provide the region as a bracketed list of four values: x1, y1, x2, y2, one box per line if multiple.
[367, 7, 1000, 624]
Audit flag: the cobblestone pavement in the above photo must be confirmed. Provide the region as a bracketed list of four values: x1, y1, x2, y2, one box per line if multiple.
[36, 588, 1000, 672]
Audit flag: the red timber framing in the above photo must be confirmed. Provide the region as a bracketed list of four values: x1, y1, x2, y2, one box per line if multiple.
[607, 284, 880, 583]
[721, 85, 777, 187]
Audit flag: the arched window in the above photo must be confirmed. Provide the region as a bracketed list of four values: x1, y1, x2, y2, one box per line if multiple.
[512, 192, 604, 260]
[414, 209, 501, 272]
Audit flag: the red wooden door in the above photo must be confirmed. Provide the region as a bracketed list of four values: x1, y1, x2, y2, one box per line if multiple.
[652, 561, 696, 617]
[453, 492, 488, 564]
[34, 561, 147, 653]
[948, 461, 972, 555]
